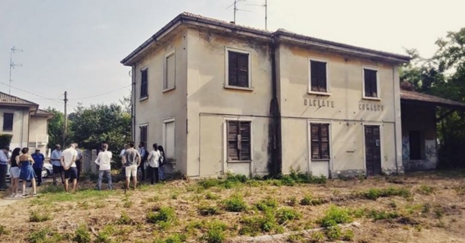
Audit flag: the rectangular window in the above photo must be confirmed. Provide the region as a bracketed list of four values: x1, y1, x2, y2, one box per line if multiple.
[228, 51, 250, 88]
[164, 51, 175, 91]
[310, 60, 328, 92]
[140, 69, 148, 99]
[164, 120, 175, 160]
[139, 125, 147, 147]
[364, 69, 378, 98]
[310, 123, 330, 160]
[2, 113, 13, 131]
[227, 121, 251, 161]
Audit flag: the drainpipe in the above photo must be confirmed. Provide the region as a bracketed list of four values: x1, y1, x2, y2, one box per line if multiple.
[132, 65, 136, 141]
[392, 66, 399, 173]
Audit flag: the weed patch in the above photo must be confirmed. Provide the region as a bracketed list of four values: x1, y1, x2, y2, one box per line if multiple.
[117, 211, 134, 225]
[73, 225, 91, 243]
[198, 203, 222, 216]
[360, 187, 411, 200]
[0, 225, 8, 235]
[417, 185, 435, 195]
[147, 207, 177, 227]
[29, 210, 51, 222]
[300, 194, 326, 206]
[368, 210, 400, 221]
[318, 205, 352, 228]
[202, 220, 227, 243]
[222, 194, 247, 212]
[256, 196, 278, 211]
[275, 207, 301, 224]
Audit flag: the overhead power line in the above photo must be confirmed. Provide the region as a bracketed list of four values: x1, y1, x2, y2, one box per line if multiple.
[0, 81, 63, 104]
[69, 84, 131, 100]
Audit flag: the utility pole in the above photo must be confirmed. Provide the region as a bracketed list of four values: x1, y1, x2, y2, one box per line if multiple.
[63, 91, 68, 147]
[9, 46, 23, 94]
[265, 0, 268, 30]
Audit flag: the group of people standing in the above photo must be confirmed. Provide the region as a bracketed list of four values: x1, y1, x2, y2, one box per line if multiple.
[121, 142, 166, 190]
[0, 146, 45, 197]
[0, 140, 166, 197]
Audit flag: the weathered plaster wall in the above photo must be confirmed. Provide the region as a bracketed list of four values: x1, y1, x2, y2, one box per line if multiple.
[186, 28, 273, 177]
[0, 107, 29, 149]
[133, 29, 188, 174]
[278, 43, 401, 177]
[28, 116, 49, 154]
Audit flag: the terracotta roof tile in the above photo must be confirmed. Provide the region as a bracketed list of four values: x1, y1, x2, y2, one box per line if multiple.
[400, 90, 465, 108]
[0, 92, 38, 107]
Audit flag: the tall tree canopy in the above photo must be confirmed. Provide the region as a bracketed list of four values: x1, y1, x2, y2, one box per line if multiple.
[401, 27, 465, 168]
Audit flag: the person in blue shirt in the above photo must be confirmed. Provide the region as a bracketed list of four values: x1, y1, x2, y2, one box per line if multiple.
[31, 148, 45, 186]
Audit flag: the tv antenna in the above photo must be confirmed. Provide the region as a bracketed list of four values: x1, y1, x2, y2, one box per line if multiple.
[246, 0, 268, 30]
[9, 46, 23, 94]
[227, 0, 250, 24]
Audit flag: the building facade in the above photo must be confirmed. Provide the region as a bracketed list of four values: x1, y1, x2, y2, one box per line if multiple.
[122, 13, 410, 178]
[0, 92, 53, 154]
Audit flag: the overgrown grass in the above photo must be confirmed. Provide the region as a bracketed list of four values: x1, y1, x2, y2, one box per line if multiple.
[201, 220, 227, 243]
[198, 203, 222, 216]
[275, 207, 301, 224]
[29, 210, 51, 222]
[318, 205, 353, 228]
[360, 187, 411, 200]
[73, 225, 91, 243]
[0, 225, 8, 235]
[35, 186, 117, 203]
[222, 194, 248, 212]
[117, 211, 134, 225]
[417, 185, 435, 195]
[300, 194, 326, 206]
[147, 207, 177, 229]
[27, 229, 69, 243]
[368, 210, 400, 221]
[255, 196, 278, 211]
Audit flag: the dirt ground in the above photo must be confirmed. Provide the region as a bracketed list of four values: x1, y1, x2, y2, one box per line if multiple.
[0, 170, 464, 243]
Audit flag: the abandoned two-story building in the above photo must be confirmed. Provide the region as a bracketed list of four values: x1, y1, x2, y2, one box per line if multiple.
[121, 13, 464, 178]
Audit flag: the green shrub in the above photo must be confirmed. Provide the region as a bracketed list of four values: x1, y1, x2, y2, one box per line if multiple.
[325, 225, 342, 241]
[73, 225, 91, 243]
[318, 205, 352, 228]
[239, 212, 280, 236]
[95, 232, 111, 243]
[202, 220, 227, 243]
[275, 208, 301, 224]
[29, 210, 51, 222]
[256, 197, 278, 211]
[199, 179, 220, 189]
[222, 194, 247, 212]
[147, 207, 177, 225]
[198, 203, 221, 216]
[0, 134, 12, 148]
[300, 194, 326, 206]
[280, 175, 296, 186]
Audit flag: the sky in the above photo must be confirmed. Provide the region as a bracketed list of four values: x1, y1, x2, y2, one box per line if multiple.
[1, 0, 464, 112]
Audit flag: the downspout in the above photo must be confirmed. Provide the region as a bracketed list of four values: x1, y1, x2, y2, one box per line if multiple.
[392, 66, 399, 173]
[132, 65, 136, 141]
[268, 37, 282, 176]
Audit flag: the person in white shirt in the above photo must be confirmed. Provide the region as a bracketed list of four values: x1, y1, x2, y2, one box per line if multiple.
[50, 144, 63, 185]
[60, 143, 78, 192]
[95, 143, 113, 190]
[147, 143, 161, 185]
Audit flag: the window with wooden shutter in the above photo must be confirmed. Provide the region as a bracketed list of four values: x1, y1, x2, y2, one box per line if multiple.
[310, 123, 330, 160]
[164, 51, 175, 90]
[140, 125, 147, 148]
[228, 51, 250, 88]
[364, 69, 378, 98]
[227, 121, 251, 161]
[2, 113, 13, 131]
[310, 60, 328, 92]
[140, 69, 148, 99]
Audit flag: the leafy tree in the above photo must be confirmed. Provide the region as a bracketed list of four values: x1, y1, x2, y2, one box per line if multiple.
[46, 107, 73, 149]
[401, 27, 465, 168]
[69, 103, 131, 166]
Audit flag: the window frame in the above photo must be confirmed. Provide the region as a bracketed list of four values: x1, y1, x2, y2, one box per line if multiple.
[223, 118, 253, 163]
[162, 118, 176, 160]
[224, 47, 253, 91]
[308, 58, 331, 96]
[309, 123, 331, 161]
[163, 49, 176, 93]
[362, 67, 381, 100]
[139, 67, 148, 101]
[139, 124, 148, 147]
[2, 113, 13, 131]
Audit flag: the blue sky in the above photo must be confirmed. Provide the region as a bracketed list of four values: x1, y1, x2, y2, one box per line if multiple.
[1, 0, 464, 111]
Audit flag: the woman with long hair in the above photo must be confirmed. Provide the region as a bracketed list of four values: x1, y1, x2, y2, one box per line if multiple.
[9, 148, 21, 198]
[157, 145, 165, 181]
[18, 147, 37, 197]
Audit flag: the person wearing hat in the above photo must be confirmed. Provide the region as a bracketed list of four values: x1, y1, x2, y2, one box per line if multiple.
[0, 147, 10, 191]
[31, 148, 45, 186]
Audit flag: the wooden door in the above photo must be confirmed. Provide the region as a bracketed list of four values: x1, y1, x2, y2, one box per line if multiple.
[365, 126, 381, 176]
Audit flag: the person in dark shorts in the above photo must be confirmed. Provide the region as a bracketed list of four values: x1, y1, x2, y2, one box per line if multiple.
[31, 148, 45, 186]
[61, 144, 77, 192]
[51, 144, 63, 185]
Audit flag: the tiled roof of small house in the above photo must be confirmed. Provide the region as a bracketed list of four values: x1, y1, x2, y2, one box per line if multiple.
[121, 12, 410, 65]
[400, 83, 465, 109]
[0, 92, 38, 107]
[33, 109, 54, 118]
